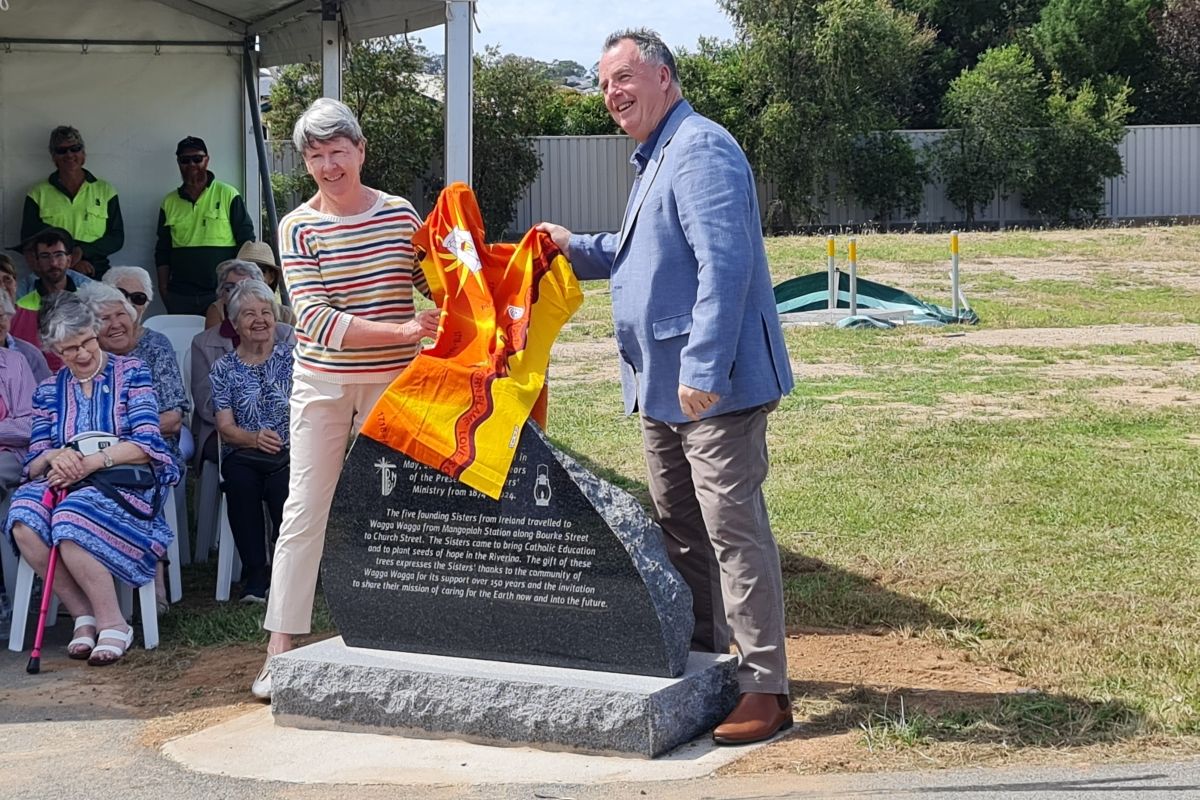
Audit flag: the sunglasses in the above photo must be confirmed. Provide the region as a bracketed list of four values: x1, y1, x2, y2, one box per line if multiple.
[177, 154, 206, 165]
[53, 144, 84, 156]
[119, 287, 149, 306]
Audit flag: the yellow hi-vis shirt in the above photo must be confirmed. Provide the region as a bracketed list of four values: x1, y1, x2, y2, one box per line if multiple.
[360, 182, 583, 500]
[161, 180, 239, 248]
[27, 176, 117, 244]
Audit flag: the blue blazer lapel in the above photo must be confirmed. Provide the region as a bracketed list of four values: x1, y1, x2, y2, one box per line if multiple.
[615, 101, 694, 259]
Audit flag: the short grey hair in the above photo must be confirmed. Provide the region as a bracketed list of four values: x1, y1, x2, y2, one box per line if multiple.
[293, 97, 365, 152]
[40, 293, 98, 349]
[227, 279, 278, 322]
[79, 281, 138, 324]
[49, 125, 84, 153]
[102, 266, 154, 301]
[604, 28, 680, 87]
[0, 291, 14, 317]
[216, 259, 264, 286]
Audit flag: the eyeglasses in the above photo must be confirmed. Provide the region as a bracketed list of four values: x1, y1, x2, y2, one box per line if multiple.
[58, 335, 98, 359]
[36, 250, 70, 263]
[177, 154, 206, 165]
[218, 281, 241, 295]
[53, 144, 84, 156]
[119, 288, 149, 306]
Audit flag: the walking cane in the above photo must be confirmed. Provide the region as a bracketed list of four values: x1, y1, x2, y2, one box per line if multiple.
[27, 487, 66, 674]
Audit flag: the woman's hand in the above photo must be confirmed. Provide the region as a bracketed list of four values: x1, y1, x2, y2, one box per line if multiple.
[396, 309, 440, 345]
[255, 429, 284, 455]
[46, 448, 88, 489]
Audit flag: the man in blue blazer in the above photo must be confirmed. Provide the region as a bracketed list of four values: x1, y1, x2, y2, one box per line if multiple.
[538, 28, 796, 745]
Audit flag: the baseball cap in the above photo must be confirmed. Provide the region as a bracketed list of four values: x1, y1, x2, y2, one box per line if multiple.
[175, 135, 208, 155]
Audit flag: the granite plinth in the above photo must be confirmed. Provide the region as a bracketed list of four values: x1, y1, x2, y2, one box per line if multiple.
[324, 424, 693, 677]
[271, 637, 739, 758]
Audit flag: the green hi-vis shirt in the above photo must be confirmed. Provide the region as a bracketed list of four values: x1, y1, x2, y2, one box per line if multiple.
[22, 170, 124, 275]
[155, 174, 255, 294]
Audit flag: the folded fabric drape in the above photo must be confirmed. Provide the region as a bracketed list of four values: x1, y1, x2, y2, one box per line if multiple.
[360, 182, 583, 499]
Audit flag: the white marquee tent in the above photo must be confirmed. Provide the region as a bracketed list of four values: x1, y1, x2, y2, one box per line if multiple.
[0, 0, 475, 302]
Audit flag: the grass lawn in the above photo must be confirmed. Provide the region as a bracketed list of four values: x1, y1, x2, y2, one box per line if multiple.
[157, 224, 1200, 761]
[550, 224, 1200, 749]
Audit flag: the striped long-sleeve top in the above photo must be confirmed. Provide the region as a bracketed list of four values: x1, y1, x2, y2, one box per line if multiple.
[279, 192, 431, 383]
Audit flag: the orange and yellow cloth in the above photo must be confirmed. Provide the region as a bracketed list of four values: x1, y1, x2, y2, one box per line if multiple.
[360, 182, 583, 499]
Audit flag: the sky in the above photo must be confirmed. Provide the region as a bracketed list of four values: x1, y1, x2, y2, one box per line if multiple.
[418, 0, 737, 66]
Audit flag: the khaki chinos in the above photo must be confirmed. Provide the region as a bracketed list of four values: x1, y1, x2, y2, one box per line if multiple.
[640, 400, 788, 695]
[263, 373, 392, 634]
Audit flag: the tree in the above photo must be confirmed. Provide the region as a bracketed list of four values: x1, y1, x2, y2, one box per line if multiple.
[471, 49, 555, 236]
[893, 0, 1049, 126]
[720, 0, 935, 221]
[676, 38, 753, 150]
[1018, 78, 1132, 221]
[844, 131, 928, 226]
[1026, 0, 1156, 86]
[933, 44, 1045, 222]
[265, 38, 443, 212]
[536, 89, 618, 136]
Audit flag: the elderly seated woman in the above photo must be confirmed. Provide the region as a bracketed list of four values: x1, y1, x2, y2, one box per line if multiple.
[205, 250, 296, 330]
[209, 280, 293, 602]
[0, 338, 35, 506]
[3, 294, 179, 665]
[191, 259, 295, 469]
[85, 272, 191, 465]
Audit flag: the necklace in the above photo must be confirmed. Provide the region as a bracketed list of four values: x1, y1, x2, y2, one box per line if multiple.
[76, 356, 106, 383]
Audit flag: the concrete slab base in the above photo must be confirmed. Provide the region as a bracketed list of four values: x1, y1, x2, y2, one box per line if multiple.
[269, 637, 739, 757]
[163, 706, 768, 786]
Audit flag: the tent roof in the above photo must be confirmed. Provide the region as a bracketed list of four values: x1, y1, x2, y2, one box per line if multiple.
[0, 1, 449, 66]
[157, 1, 449, 65]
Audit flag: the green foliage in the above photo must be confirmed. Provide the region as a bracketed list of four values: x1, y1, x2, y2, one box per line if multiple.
[677, 38, 754, 150]
[540, 58, 589, 81]
[1018, 79, 1132, 221]
[844, 131, 928, 225]
[471, 49, 553, 237]
[537, 89, 618, 136]
[1027, 0, 1156, 86]
[934, 44, 1044, 222]
[265, 38, 442, 211]
[721, 0, 935, 220]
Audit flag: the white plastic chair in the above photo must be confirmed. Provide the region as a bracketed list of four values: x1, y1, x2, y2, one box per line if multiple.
[143, 313, 206, 569]
[8, 554, 158, 652]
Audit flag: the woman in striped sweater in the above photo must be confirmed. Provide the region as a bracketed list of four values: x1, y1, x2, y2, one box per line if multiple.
[252, 98, 440, 700]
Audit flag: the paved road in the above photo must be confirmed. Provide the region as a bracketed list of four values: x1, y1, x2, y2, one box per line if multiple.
[2, 644, 1199, 800]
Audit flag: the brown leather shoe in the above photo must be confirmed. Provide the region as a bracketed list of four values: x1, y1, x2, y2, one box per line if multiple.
[712, 692, 793, 745]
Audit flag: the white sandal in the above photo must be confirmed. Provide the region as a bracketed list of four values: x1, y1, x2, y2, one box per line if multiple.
[87, 626, 134, 666]
[68, 615, 97, 660]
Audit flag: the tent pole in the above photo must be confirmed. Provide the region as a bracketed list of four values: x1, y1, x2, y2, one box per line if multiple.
[243, 40, 282, 299]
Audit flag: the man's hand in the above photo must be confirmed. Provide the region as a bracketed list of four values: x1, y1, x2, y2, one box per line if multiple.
[397, 309, 441, 345]
[679, 384, 720, 422]
[74, 258, 96, 277]
[534, 222, 573, 253]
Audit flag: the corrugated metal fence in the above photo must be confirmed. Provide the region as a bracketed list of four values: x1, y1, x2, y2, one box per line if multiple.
[511, 125, 1200, 233]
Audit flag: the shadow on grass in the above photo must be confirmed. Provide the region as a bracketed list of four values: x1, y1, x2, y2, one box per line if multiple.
[789, 682, 1144, 750]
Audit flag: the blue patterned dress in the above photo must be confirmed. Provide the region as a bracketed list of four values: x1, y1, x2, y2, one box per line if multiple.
[129, 328, 190, 464]
[4, 356, 181, 586]
[209, 342, 293, 458]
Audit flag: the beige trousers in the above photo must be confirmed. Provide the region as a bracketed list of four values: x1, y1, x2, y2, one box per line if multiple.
[640, 401, 788, 694]
[263, 373, 391, 634]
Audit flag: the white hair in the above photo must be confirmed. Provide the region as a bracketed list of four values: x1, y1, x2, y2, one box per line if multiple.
[227, 279, 278, 322]
[102, 266, 154, 301]
[79, 281, 138, 324]
[293, 97, 365, 152]
[216, 259, 264, 285]
[40, 294, 98, 349]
